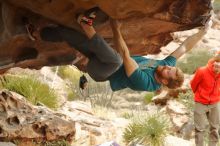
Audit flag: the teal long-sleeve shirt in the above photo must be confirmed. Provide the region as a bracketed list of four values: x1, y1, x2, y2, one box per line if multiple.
[108, 56, 177, 91]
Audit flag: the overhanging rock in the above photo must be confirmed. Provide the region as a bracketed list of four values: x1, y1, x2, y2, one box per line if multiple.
[0, 0, 212, 73]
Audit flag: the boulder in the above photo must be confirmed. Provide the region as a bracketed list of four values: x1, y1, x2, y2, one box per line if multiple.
[152, 90, 170, 105]
[166, 100, 189, 132]
[0, 0, 212, 73]
[170, 114, 189, 132]
[167, 100, 188, 115]
[0, 90, 75, 143]
[58, 101, 125, 146]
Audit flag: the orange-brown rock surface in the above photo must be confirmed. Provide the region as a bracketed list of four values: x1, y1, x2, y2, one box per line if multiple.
[0, 0, 212, 72]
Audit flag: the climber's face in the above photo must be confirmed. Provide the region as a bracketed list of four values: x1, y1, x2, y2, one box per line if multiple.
[156, 65, 177, 82]
[155, 65, 184, 89]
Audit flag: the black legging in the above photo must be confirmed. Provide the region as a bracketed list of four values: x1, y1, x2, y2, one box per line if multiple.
[40, 25, 122, 81]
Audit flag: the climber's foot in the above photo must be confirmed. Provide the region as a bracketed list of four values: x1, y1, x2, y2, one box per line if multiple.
[76, 8, 97, 26]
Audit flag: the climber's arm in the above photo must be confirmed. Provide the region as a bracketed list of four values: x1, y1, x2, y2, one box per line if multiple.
[110, 19, 138, 77]
[170, 28, 207, 59]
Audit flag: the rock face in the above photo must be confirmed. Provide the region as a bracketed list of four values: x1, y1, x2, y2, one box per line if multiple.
[0, 90, 75, 142]
[0, 0, 212, 73]
[0, 88, 129, 145]
[58, 101, 127, 146]
[166, 100, 189, 132]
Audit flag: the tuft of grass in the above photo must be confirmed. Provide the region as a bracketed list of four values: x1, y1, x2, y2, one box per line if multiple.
[123, 113, 170, 146]
[144, 92, 155, 104]
[1, 75, 58, 109]
[56, 66, 81, 82]
[66, 88, 76, 101]
[54, 66, 115, 107]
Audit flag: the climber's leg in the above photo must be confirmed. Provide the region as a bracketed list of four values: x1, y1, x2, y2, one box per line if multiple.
[40, 26, 93, 58]
[78, 14, 122, 81]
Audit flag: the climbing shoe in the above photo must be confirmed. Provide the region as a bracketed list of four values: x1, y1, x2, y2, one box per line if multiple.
[76, 8, 98, 26]
[77, 14, 94, 26]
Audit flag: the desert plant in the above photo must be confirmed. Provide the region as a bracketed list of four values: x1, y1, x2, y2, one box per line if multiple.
[56, 66, 81, 82]
[86, 79, 114, 108]
[0, 75, 58, 109]
[54, 65, 114, 107]
[123, 113, 170, 146]
[66, 88, 76, 101]
[144, 92, 155, 104]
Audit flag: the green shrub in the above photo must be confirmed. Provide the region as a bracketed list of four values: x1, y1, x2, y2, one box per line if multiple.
[177, 50, 212, 74]
[144, 92, 155, 104]
[56, 66, 81, 82]
[66, 87, 76, 101]
[1, 75, 58, 109]
[54, 66, 114, 106]
[87, 80, 114, 108]
[123, 113, 170, 146]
